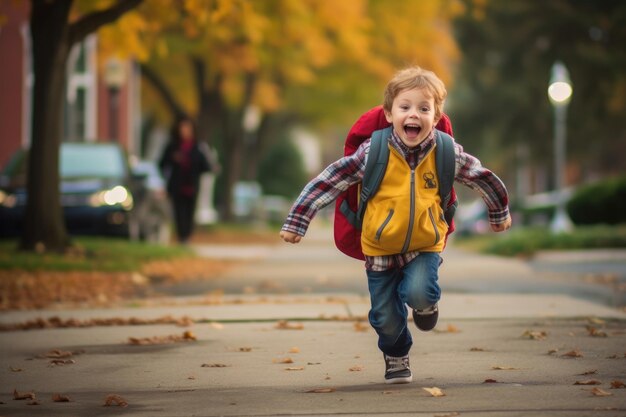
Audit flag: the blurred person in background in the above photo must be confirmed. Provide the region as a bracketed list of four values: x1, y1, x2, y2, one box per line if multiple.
[159, 116, 212, 244]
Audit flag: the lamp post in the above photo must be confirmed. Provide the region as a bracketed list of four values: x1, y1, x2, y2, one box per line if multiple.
[103, 58, 126, 142]
[547, 61, 574, 233]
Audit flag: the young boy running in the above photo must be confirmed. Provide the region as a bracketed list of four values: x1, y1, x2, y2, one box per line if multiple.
[280, 67, 512, 384]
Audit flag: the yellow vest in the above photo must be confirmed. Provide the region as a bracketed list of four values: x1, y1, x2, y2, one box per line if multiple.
[361, 144, 449, 256]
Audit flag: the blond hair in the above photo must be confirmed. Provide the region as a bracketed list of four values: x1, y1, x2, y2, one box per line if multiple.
[383, 67, 447, 121]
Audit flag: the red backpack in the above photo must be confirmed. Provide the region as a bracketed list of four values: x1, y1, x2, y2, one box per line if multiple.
[333, 105, 458, 260]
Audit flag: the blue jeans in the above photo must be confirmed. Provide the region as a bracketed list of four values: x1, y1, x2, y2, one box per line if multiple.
[366, 252, 441, 357]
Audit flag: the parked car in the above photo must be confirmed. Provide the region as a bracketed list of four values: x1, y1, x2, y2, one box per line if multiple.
[0, 142, 171, 243]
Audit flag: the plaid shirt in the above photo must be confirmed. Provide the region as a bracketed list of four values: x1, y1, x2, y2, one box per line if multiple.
[282, 129, 510, 271]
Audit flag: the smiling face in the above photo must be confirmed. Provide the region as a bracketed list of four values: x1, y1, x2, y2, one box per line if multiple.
[384, 87, 437, 148]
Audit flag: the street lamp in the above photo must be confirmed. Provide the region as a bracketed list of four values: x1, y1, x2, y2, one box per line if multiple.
[547, 61, 574, 233]
[103, 58, 126, 142]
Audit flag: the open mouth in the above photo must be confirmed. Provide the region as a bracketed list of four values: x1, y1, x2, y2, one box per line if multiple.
[404, 124, 422, 138]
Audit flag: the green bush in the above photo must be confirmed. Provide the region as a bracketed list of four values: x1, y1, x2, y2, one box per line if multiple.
[258, 139, 308, 198]
[567, 176, 626, 225]
[475, 225, 626, 257]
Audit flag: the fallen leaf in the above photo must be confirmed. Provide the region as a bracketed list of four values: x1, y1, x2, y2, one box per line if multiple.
[354, 322, 369, 332]
[423, 387, 446, 397]
[209, 322, 225, 330]
[103, 394, 128, 407]
[610, 380, 626, 389]
[289, 347, 301, 353]
[306, 388, 335, 393]
[470, 347, 487, 352]
[579, 369, 597, 376]
[483, 379, 498, 383]
[522, 330, 548, 340]
[308, 362, 321, 365]
[492, 366, 520, 370]
[349, 365, 364, 372]
[43, 349, 74, 359]
[275, 320, 304, 330]
[52, 393, 71, 402]
[182, 330, 197, 341]
[561, 349, 584, 358]
[587, 326, 608, 338]
[285, 367, 305, 371]
[201, 363, 229, 368]
[9, 367, 23, 372]
[273, 357, 294, 364]
[574, 380, 602, 385]
[238, 347, 252, 352]
[590, 388, 612, 397]
[13, 389, 36, 400]
[128, 331, 197, 345]
[49, 359, 75, 366]
[547, 349, 559, 355]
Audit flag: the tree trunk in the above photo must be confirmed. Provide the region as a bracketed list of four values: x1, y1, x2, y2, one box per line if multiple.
[21, 0, 144, 252]
[20, 0, 73, 252]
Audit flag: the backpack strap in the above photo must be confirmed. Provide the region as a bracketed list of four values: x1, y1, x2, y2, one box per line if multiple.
[339, 126, 391, 229]
[435, 130, 457, 224]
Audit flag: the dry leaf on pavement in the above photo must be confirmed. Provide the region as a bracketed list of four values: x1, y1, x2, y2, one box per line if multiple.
[306, 388, 335, 393]
[561, 349, 583, 358]
[275, 320, 304, 330]
[201, 363, 229, 368]
[574, 380, 601, 385]
[273, 357, 294, 364]
[587, 326, 608, 337]
[423, 387, 446, 397]
[590, 388, 612, 397]
[492, 366, 520, 370]
[285, 367, 305, 371]
[128, 331, 197, 345]
[611, 380, 625, 389]
[52, 394, 71, 402]
[483, 379, 498, 383]
[579, 369, 597, 375]
[349, 365, 363, 372]
[521, 330, 548, 340]
[289, 347, 301, 353]
[13, 389, 36, 400]
[354, 322, 369, 332]
[104, 394, 128, 407]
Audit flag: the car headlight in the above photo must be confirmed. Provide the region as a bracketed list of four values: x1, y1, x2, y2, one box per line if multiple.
[0, 190, 17, 208]
[89, 186, 133, 210]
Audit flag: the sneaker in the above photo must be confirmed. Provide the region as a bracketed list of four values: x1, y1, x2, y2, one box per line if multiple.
[412, 303, 439, 331]
[384, 354, 412, 384]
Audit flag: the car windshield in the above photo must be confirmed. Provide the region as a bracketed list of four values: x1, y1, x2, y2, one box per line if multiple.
[60, 144, 126, 179]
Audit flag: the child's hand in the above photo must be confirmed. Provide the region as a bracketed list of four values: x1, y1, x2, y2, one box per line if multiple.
[491, 214, 512, 232]
[280, 230, 302, 244]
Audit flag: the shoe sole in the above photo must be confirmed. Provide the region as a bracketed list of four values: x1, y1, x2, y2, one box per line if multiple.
[385, 375, 413, 384]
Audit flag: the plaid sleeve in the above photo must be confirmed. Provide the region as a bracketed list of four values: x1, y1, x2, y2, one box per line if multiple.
[282, 141, 369, 236]
[454, 142, 510, 224]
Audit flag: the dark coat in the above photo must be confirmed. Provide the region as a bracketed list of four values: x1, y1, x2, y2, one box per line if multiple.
[158, 141, 212, 197]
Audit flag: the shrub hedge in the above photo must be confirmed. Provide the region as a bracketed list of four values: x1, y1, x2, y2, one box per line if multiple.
[567, 176, 626, 225]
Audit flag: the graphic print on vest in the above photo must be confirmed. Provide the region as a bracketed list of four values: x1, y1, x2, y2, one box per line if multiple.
[423, 172, 437, 189]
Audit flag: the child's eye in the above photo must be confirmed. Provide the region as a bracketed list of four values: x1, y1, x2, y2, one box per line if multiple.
[400, 105, 410, 111]
[420, 107, 431, 113]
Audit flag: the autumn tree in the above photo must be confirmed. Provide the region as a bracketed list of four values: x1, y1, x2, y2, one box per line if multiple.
[21, 0, 143, 253]
[451, 0, 626, 195]
[127, 0, 460, 219]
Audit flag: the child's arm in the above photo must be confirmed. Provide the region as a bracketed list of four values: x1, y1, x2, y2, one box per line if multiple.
[280, 141, 369, 243]
[453, 142, 512, 233]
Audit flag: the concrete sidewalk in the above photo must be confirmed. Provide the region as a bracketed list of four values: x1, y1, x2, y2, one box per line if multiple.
[1, 225, 625, 416]
[1, 291, 625, 417]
